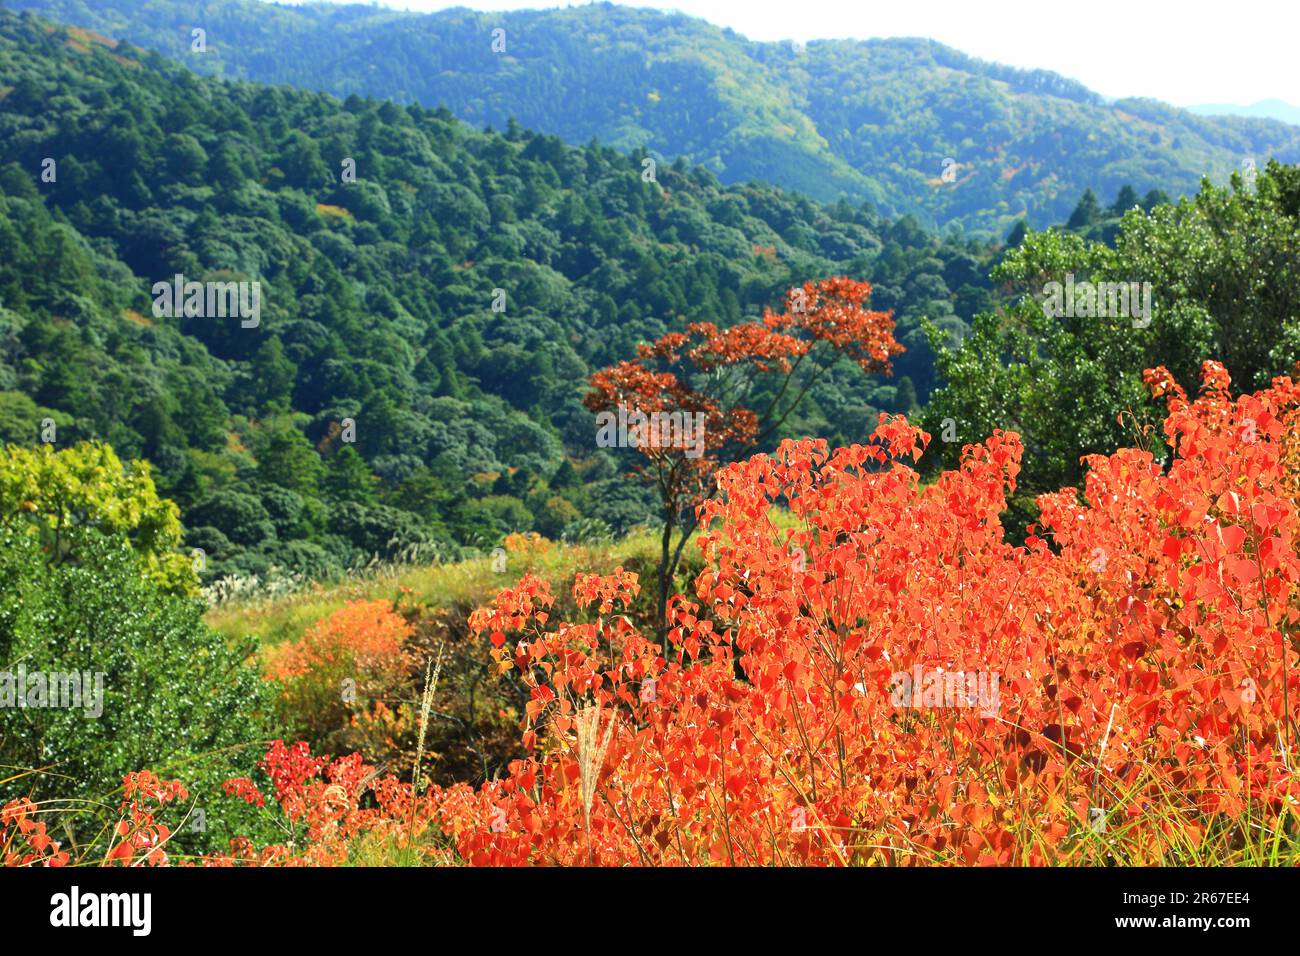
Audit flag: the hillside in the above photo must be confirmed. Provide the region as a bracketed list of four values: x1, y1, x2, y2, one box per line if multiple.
[10, 0, 1300, 234]
[0, 6, 994, 583]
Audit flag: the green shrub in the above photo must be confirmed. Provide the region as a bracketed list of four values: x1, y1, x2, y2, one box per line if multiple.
[0, 527, 277, 856]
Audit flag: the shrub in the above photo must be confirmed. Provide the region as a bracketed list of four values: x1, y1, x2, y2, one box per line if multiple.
[263, 599, 413, 748]
[0, 528, 274, 856]
[13, 361, 1300, 867]
[421, 361, 1300, 865]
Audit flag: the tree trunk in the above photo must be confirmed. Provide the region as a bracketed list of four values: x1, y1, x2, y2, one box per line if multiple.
[656, 506, 674, 657]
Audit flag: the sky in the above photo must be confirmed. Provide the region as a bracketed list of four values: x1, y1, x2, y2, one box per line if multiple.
[286, 0, 1298, 107]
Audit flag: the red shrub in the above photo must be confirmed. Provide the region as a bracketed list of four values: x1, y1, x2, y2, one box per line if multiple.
[427, 361, 1300, 865]
[40, 361, 1296, 868]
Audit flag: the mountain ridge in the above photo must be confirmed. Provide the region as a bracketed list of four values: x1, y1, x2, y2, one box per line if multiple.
[1184, 99, 1300, 127]
[9, 0, 1300, 235]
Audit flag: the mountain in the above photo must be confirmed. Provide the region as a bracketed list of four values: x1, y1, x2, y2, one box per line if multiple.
[8, 0, 1300, 236]
[0, 6, 996, 582]
[1185, 99, 1300, 127]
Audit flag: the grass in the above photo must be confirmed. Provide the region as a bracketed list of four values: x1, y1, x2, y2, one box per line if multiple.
[203, 504, 809, 647]
[204, 528, 669, 647]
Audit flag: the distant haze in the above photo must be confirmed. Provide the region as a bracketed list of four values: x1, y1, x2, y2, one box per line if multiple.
[1184, 100, 1300, 127]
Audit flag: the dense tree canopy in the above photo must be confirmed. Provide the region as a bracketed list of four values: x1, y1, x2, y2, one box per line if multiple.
[0, 8, 1000, 581]
[925, 162, 1300, 495]
[11, 0, 1300, 236]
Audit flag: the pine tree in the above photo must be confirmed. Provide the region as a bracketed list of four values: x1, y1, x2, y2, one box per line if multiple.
[1066, 189, 1103, 230]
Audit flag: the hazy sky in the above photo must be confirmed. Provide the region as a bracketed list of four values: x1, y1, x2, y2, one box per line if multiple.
[287, 0, 1298, 106]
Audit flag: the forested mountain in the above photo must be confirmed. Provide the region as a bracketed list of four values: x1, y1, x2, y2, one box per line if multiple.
[10, 0, 1300, 235]
[0, 7, 998, 583]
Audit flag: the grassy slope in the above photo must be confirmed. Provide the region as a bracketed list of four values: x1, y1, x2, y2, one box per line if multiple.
[204, 529, 669, 647]
[203, 503, 810, 645]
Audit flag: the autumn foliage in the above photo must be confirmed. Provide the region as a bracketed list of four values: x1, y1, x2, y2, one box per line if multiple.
[584, 277, 901, 481]
[435, 360, 1300, 864]
[264, 599, 414, 743]
[2, 797, 70, 867]
[584, 277, 903, 646]
[3, 771, 189, 867]
[9, 361, 1299, 867]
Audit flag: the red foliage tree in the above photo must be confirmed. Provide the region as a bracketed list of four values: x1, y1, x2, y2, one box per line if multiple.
[584, 277, 902, 650]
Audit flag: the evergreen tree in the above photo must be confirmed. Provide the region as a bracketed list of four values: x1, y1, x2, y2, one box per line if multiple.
[1066, 189, 1103, 230]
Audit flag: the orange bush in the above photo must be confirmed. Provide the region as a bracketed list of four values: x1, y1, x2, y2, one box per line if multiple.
[503, 531, 552, 557]
[264, 600, 414, 744]
[424, 360, 1300, 865]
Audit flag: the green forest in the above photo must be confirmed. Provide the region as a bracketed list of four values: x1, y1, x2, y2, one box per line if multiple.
[0, 7, 1010, 584]
[3, 6, 1296, 587]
